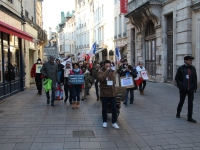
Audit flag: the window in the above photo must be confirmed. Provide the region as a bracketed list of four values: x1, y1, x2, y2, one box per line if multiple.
[8, 0, 12, 3]
[119, 15, 121, 35]
[115, 17, 117, 36]
[102, 4, 104, 18]
[31, 16, 33, 22]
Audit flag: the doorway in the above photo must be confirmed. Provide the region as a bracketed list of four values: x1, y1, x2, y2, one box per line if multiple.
[166, 14, 173, 81]
[145, 21, 156, 78]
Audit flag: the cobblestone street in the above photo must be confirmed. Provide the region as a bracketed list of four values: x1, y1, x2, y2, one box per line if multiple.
[0, 82, 200, 150]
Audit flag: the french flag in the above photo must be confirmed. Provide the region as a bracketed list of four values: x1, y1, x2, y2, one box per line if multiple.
[115, 46, 121, 63]
[88, 42, 97, 59]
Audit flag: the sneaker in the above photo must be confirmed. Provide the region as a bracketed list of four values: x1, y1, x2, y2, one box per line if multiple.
[187, 118, 197, 123]
[102, 122, 107, 128]
[176, 113, 180, 118]
[112, 123, 119, 129]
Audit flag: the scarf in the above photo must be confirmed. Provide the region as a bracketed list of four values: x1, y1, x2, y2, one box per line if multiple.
[73, 68, 80, 73]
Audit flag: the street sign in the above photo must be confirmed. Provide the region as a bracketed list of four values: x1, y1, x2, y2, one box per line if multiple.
[68, 74, 84, 84]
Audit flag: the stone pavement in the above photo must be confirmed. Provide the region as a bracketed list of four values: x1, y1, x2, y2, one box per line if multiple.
[0, 82, 200, 150]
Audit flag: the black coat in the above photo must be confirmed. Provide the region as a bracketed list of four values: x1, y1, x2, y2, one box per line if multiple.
[175, 64, 197, 91]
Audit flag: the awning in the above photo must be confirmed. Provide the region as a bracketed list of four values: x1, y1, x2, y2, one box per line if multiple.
[95, 48, 104, 54]
[0, 21, 33, 42]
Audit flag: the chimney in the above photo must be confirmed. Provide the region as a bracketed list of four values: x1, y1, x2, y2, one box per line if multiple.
[48, 27, 52, 40]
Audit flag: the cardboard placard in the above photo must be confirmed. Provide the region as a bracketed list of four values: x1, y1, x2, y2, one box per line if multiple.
[68, 74, 84, 84]
[36, 64, 42, 73]
[120, 76, 135, 88]
[140, 70, 149, 80]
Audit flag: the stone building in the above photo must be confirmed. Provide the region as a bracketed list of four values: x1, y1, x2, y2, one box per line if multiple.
[125, 0, 200, 84]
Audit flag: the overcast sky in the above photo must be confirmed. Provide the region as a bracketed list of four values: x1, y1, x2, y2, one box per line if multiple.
[43, 0, 75, 32]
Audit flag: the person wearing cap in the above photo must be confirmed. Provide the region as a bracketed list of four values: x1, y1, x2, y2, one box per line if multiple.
[92, 63, 100, 100]
[31, 58, 43, 95]
[175, 55, 198, 123]
[40, 56, 59, 107]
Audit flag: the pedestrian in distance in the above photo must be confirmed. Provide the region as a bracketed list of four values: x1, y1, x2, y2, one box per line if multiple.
[56, 58, 64, 82]
[70, 63, 83, 109]
[92, 63, 100, 101]
[97, 60, 119, 129]
[136, 61, 146, 95]
[40, 56, 59, 107]
[60, 61, 72, 103]
[30, 58, 43, 95]
[175, 55, 198, 123]
[122, 65, 138, 105]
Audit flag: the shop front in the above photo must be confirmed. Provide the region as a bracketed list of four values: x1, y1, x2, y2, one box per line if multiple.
[0, 21, 33, 100]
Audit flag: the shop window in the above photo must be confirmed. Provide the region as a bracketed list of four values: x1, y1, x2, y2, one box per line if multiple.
[4, 35, 20, 82]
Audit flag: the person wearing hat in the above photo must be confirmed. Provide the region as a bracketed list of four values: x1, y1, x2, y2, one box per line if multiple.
[175, 55, 198, 123]
[31, 58, 43, 95]
[41, 56, 59, 107]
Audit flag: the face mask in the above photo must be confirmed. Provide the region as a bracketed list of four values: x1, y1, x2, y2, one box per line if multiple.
[37, 61, 41, 63]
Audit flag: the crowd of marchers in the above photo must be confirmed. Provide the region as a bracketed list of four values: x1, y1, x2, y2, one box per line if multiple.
[30, 55, 198, 130]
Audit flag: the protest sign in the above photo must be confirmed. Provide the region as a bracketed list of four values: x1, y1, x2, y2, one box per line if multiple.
[120, 76, 135, 88]
[68, 74, 84, 84]
[36, 64, 42, 73]
[140, 70, 149, 80]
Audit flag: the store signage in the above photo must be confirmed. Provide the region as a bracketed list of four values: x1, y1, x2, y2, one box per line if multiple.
[120, 0, 128, 14]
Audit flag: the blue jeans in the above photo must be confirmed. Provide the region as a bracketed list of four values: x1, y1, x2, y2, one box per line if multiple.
[95, 81, 99, 98]
[72, 85, 81, 102]
[124, 88, 134, 103]
[101, 97, 117, 123]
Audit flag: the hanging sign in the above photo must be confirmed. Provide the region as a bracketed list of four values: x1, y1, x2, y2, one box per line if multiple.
[120, 0, 128, 14]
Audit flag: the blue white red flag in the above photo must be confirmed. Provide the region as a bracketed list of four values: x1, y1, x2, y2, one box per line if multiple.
[115, 46, 121, 62]
[88, 42, 97, 58]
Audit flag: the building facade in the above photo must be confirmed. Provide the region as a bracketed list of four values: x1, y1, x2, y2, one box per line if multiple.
[0, 0, 33, 99]
[126, 0, 200, 84]
[75, 0, 91, 55]
[63, 13, 76, 61]
[93, 0, 115, 62]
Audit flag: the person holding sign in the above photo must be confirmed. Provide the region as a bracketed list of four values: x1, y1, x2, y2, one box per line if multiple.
[97, 60, 119, 129]
[121, 65, 137, 105]
[31, 58, 43, 95]
[69, 63, 83, 109]
[136, 62, 146, 95]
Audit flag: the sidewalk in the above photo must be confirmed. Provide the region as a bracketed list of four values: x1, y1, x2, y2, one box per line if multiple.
[0, 82, 200, 150]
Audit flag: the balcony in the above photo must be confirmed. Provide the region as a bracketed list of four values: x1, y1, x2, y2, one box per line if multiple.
[127, 0, 162, 13]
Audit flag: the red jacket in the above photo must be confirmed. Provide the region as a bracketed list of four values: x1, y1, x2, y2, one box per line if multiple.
[30, 63, 43, 78]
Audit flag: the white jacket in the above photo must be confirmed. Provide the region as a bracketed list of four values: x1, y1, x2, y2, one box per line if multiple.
[136, 66, 146, 73]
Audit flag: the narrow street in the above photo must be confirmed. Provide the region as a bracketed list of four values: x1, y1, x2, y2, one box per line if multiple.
[0, 82, 200, 149]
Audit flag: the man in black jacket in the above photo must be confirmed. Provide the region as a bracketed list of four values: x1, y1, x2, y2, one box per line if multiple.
[175, 56, 198, 123]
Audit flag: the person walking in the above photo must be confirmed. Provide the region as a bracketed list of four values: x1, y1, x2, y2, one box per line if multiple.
[97, 60, 119, 129]
[40, 56, 59, 107]
[117, 59, 128, 77]
[70, 63, 83, 109]
[122, 65, 137, 105]
[60, 61, 71, 103]
[175, 56, 198, 123]
[136, 62, 146, 95]
[56, 58, 64, 82]
[92, 64, 100, 100]
[31, 58, 43, 95]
